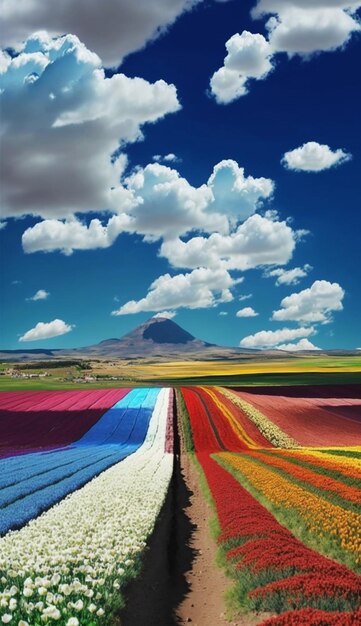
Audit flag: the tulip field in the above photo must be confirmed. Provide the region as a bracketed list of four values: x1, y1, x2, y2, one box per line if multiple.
[179, 385, 361, 624]
[0, 384, 360, 625]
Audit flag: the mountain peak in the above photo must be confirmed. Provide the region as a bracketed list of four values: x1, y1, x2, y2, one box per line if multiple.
[142, 316, 195, 344]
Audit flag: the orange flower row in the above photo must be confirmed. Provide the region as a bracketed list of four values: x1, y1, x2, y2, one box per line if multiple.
[270, 449, 361, 482]
[247, 450, 361, 504]
[221, 452, 361, 565]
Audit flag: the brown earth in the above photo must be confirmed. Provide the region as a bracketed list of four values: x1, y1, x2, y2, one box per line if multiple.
[119, 398, 270, 626]
[176, 448, 268, 626]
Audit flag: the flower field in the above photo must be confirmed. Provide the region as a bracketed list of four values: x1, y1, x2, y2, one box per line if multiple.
[0, 386, 174, 624]
[0, 383, 360, 624]
[179, 383, 361, 623]
[229, 386, 361, 446]
[0, 389, 131, 457]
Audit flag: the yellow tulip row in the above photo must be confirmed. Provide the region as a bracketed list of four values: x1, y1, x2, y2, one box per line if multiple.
[274, 449, 361, 481]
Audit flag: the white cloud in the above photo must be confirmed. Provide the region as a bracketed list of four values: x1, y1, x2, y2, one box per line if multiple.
[123, 159, 273, 238]
[265, 6, 360, 55]
[22, 160, 274, 253]
[272, 280, 345, 324]
[27, 289, 50, 301]
[266, 264, 312, 285]
[236, 306, 258, 317]
[240, 325, 315, 348]
[0, 32, 180, 221]
[152, 153, 180, 163]
[210, 31, 274, 103]
[22, 215, 132, 255]
[111, 267, 235, 315]
[210, 1, 360, 103]
[0, 0, 205, 67]
[239, 293, 253, 301]
[153, 311, 176, 319]
[219, 311, 228, 316]
[276, 338, 321, 351]
[282, 141, 352, 172]
[160, 213, 299, 270]
[19, 319, 74, 342]
[210, 67, 248, 104]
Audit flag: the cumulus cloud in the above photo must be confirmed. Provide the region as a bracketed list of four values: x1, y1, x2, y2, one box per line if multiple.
[240, 325, 315, 348]
[19, 319, 74, 342]
[0, 0, 205, 67]
[236, 306, 258, 317]
[123, 159, 273, 239]
[22, 215, 132, 255]
[111, 267, 236, 315]
[272, 279, 345, 324]
[276, 338, 321, 351]
[153, 311, 176, 319]
[160, 213, 299, 270]
[27, 289, 50, 301]
[219, 311, 228, 316]
[22, 160, 274, 253]
[264, 6, 360, 55]
[239, 293, 253, 301]
[0, 32, 180, 221]
[210, 31, 274, 103]
[265, 264, 312, 285]
[210, 1, 360, 103]
[282, 141, 352, 172]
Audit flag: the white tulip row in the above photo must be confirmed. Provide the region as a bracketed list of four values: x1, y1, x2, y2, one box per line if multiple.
[0, 387, 173, 626]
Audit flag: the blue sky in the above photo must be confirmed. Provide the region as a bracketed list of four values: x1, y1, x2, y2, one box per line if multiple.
[1, 0, 360, 351]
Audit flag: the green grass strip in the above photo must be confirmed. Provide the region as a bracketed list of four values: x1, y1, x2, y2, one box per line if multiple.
[318, 449, 361, 460]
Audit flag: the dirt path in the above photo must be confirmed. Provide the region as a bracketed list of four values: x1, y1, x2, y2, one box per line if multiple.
[119, 397, 268, 626]
[176, 446, 265, 626]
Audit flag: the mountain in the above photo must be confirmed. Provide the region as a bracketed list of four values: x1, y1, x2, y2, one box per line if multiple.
[0, 317, 256, 362]
[1, 316, 358, 362]
[67, 316, 225, 359]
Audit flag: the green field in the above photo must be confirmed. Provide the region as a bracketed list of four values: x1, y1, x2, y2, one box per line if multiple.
[1, 367, 361, 391]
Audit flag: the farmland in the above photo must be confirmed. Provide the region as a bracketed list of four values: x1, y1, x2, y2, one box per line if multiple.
[1, 355, 361, 391]
[0, 383, 360, 624]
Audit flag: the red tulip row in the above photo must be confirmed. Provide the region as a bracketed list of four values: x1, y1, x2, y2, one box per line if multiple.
[179, 388, 361, 618]
[181, 386, 270, 452]
[261, 607, 361, 625]
[181, 387, 223, 452]
[200, 452, 361, 614]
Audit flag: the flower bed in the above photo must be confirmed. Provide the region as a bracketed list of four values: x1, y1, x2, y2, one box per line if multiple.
[0, 388, 173, 625]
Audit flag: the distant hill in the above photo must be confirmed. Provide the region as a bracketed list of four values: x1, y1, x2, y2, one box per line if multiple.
[1, 316, 359, 362]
